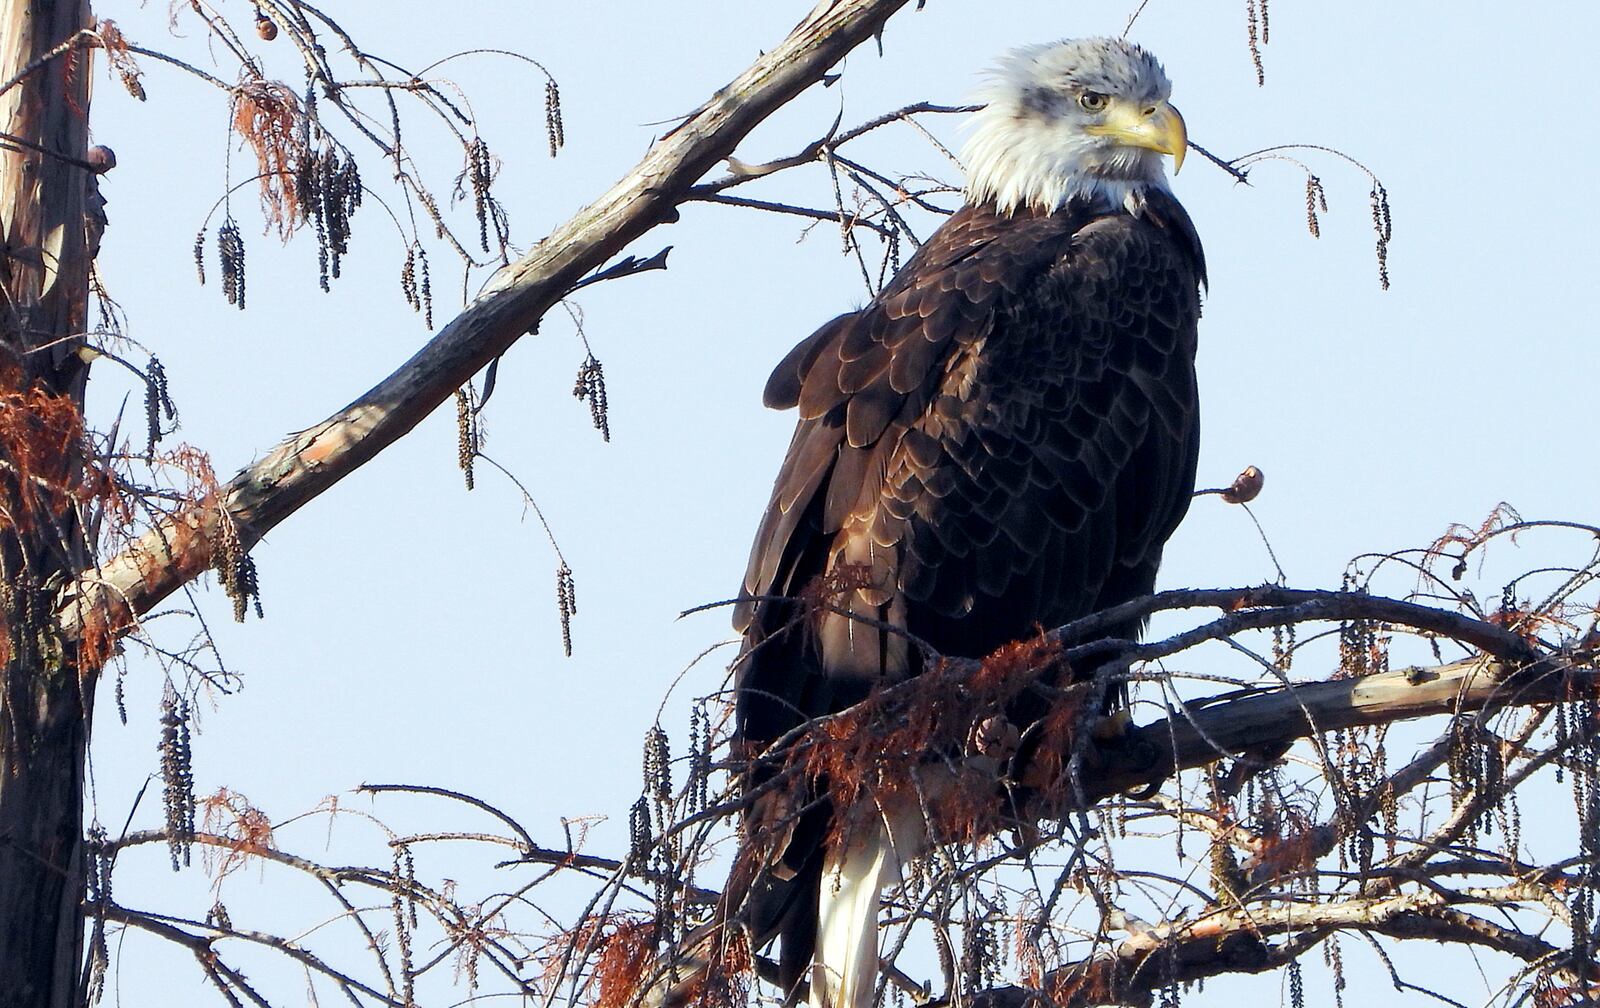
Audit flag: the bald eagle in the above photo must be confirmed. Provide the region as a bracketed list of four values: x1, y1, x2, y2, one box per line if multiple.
[730, 38, 1204, 1008]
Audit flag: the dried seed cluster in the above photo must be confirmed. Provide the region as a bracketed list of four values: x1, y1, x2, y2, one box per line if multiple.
[159, 680, 196, 870]
[144, 356, 175, 460]
[217, 217, 246, 309]
[1335, 612, 1387, 681]
[84, 825, 112, 1004]
[1446, 719, 1509, 849]
[1324, 935, 1346, 1008]
[1304, 175, 1327, 239]
[401, 243, 434, 329]
[1332, 725, 1387, 874]
[644, 726, 671, 804]
[1245, 0, 1270, 86]
[459, 137, 507, 255]
[455, 388, 478, 490]
[545, 80, 565, 158]
[637, 725, 686, 951]
[1369, 183, 1393, 290]
[961, 914, 1000, 993]
[1557, 691, 1600, 973]
[192, 229, 207, 286]
[687, 702, 712, 816]
[627, 795, 653, 865]
[1270, 621, 1295, 672]
[573, 354, 610, 442]
[296, 147, 363, 291]
[556, 562, 577, 656]
[211, 513, 263, 622]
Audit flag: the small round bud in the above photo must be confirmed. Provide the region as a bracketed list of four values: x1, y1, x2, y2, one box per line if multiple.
[86, 146, 116, 173]
[1221, 465, 1264, 504]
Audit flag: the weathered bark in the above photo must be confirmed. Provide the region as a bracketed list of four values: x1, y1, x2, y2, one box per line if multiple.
[0, 1, 96, 1006]
[1078, 653, 1587, 802]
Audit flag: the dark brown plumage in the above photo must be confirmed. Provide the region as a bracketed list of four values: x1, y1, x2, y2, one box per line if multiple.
[730, 188, 1205, 994]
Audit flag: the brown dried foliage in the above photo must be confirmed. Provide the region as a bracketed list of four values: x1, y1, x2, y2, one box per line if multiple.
[68, 440, 242, 671]
[795, 563, 880, 630]
[0, 388, 114, 535]
[673, 930, 753, 1008]
[587, 917, 659, 1008]
[75, 614, 118, 673]
[1423, 502, 1524, 581]
[147, 446, 261, 621]
[1046, 962, 1121, 1008]
[790, 632, 1084, 846]
[231, 77, 308, 238]
[95, 19, 146, 101]
[546, 914, 751, 1008]
[0, 387, 121, 665]
[1534, 972, 1600, 1008]
[197, 787, 276, 884]
[1248, 824, 1321, 883]
[1014, 691, 1088, 797]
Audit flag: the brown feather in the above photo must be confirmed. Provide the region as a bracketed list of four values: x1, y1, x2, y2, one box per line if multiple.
[732, 192, 1205, 991]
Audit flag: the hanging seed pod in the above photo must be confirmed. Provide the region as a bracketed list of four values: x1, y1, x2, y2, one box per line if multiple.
[1221, 465, 1264, 504]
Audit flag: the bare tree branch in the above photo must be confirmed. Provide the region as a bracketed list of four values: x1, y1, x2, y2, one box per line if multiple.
[53, 0, 918, 659]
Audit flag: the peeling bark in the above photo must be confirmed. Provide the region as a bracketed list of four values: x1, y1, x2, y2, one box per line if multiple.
[0, 2, 96, 1006]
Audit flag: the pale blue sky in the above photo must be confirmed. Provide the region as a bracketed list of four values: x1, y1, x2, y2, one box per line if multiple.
[81, 2, 1596, 1004]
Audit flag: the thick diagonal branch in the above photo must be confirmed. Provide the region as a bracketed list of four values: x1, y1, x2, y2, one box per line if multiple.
[54, 0, 915, 653]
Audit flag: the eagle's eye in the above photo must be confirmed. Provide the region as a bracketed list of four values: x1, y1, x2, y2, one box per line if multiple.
[1078, 90, 1109, 112]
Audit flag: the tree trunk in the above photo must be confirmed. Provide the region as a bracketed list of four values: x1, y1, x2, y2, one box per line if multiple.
[0, 1, 96, 1005]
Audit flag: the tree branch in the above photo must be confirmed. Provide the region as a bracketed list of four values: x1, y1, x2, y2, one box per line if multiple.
[54, 0, 917, 656]
[970, 889, 1572, 1008]
[1080, 654, 1592, 804]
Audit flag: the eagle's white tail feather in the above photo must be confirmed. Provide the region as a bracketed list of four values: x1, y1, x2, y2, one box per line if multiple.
[810, 802, 926, 1008]
[811, 819, 892, 1008]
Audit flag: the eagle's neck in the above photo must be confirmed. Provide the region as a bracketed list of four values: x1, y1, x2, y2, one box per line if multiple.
[961, 105, 1169, 217]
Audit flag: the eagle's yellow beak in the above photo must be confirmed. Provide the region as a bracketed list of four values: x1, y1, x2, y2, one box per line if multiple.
[1088, 100, 1188, 174]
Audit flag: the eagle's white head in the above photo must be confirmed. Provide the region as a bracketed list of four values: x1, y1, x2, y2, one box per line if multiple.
[962, 37, 1187, 216]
